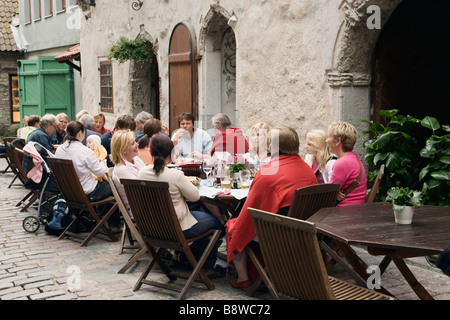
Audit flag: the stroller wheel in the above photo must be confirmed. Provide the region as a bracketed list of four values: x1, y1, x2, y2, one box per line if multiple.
[23, 216, 40, 233]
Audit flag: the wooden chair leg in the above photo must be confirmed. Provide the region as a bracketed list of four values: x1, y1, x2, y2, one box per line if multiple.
[133, 247, 175, 291]
[80, 203, 118, 246]
[245, 246, 279, 300]
[58, 213, 82, 240]
[119, 225, 127, 254]
[117, 246, 151, 274]
[20, 192, 39, 212]
[180, 230, 221, 300]
[16, 190, 34, 207]
[8, 174, 19, 188]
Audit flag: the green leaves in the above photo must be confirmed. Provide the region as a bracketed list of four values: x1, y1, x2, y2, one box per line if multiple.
[386, 187, 423, 211]
[421, 116, 440, 132]
[363, 109, 449, 206]
[108, 37, 152, 63]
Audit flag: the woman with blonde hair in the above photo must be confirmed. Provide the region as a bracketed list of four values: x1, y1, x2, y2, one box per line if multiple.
[110, 130, 145, 217]
[93, 113, 110, 135]
[244, 122, 271, 165]
[326, 121, 367, 206]
[305, 129, 337, 183]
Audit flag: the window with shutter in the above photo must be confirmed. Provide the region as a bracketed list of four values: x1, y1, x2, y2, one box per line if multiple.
[100, 61, 114, 113]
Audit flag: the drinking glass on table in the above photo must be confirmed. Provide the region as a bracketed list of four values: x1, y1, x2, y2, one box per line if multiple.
[221, 168, 231, 189]
[203, 162, 212, 180]
[239, 169, 251, 189]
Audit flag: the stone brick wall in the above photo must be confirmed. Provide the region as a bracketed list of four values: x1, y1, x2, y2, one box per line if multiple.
[0, 52, 22, 129]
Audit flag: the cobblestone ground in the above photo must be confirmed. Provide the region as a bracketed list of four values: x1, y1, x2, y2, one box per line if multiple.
[1, 158, 450, 302]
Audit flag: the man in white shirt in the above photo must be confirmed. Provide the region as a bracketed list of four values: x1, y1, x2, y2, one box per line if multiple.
[171, 113, 212, 159]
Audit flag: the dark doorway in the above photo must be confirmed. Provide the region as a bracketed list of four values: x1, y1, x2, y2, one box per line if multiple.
[371, 0, 450, 125]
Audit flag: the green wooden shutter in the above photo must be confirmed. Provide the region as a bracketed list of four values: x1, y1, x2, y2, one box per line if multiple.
[18, 56, 74, 119]
[18, 59, 40, 116]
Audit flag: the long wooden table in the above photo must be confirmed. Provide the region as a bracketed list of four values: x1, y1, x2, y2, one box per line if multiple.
[308, 202, 450, 300]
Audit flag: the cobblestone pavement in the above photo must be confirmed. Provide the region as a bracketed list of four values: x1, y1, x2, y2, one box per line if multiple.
[1, 158, 450, 303]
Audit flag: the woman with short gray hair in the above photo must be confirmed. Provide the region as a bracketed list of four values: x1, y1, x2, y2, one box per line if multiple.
[22, 113, 58, 171]
[135, 111, 153, 142]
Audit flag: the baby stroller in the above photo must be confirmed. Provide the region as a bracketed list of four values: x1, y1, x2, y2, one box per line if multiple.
[10, 139, 61, 233]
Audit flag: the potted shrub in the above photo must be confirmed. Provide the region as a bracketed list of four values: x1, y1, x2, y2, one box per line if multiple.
[386, 187, 423, 224]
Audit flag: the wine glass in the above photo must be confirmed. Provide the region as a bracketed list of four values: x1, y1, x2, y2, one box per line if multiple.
[203, 163, 212, 181]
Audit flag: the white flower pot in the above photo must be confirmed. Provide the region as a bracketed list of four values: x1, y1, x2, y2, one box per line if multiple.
[394, 206, 415, 224]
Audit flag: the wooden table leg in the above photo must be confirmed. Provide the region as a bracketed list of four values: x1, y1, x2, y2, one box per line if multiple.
[390, 255, 434, 300]
[333, 243, 393, 296]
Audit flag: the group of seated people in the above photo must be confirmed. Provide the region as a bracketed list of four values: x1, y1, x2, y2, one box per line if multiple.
[20, 109, 368, 288]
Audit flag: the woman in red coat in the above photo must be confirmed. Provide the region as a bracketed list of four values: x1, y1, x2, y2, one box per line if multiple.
[226, 126, 318, 289]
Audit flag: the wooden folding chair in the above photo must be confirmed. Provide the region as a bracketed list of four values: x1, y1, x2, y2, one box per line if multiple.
[47, 157, 118, 247]
[106, 169, 151, 273]
[246, 183, 341, 296]
[248, 207, 395, 300]
[120, 178, 221, 300]
[3, 137, 26, 188]
[0, 146, 13, 174]
[366, 164, 385, 203]
[5, 139, 40, 212]
[287, 183, 340, 220]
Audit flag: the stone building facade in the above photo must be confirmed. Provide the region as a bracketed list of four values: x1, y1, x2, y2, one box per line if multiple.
[0, 0, 23, 130]
[79, 0, 448, 157]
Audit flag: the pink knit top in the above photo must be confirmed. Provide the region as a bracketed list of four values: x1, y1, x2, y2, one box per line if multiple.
[329, 151, 367, 206]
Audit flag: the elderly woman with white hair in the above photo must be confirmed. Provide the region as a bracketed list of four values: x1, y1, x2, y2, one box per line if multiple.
[134, 111, 153, 142]
[22, 113, 58, 171]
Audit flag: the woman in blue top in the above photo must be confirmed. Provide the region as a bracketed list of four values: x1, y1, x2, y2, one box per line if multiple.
[22, 113, 58, 172]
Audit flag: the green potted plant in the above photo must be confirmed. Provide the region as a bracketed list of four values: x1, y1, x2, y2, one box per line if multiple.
[385, 187, 423, 224]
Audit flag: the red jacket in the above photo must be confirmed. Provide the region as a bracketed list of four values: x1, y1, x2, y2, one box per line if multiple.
[210, 127, 249, 157]
[226, 154, 318, 263]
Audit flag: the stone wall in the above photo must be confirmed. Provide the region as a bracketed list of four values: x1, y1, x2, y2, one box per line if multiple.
[0, 52, 22, 129]
[79, 0, 402, 157]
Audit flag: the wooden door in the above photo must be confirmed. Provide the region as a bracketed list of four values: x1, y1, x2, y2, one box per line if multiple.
[168, 23, 197, 133]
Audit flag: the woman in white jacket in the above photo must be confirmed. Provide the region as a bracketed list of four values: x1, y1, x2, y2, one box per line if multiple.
[138, 133, 223, 270]
[55, 121, 121, 230]
[304, 129, 337, 184]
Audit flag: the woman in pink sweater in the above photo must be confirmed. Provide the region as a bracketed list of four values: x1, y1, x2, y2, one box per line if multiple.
[326, 122, 367, 206]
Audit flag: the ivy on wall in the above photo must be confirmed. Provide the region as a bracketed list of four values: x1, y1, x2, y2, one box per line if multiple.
[108, 37, 152, 63]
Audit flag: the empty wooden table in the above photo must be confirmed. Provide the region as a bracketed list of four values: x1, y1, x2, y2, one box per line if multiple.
[308, 202, 450, 300]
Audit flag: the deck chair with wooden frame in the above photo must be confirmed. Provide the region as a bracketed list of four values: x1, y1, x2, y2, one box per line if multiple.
[248, 207, 395, 300]
[287, 183, 340, 220]
[3, 137, 26, 188]
[120, 178, 221, 300]
[366, 164, 385, 203]
[47, 157, 118, 247]
[5, 139, 40, 212]
[105, 169, 151, 274]
[245, 183, 341, 297]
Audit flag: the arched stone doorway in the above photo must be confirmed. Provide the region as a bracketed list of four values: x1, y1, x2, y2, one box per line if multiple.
[371, 0, 450, 124]
[199, 5, 237, 129]
[329, 0, 402, 154]
[129, 29, 160, 120]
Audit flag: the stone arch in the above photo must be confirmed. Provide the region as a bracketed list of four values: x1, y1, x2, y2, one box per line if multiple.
[331, 0, 401, 74]
[129, 25, 160, 119]
[327, 0, 402, 155]
[198, 4, 238, 128]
